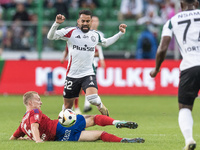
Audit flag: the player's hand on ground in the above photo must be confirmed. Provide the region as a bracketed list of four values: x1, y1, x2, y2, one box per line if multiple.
[56, 14, 65, 24]
[119, 24, 127, 33]
[150, 68, 160, 78]
[35, 139, 44, 143]
[18, 137, 31, 140]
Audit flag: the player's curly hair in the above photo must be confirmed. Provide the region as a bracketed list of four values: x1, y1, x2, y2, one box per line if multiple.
[23, 91, 38, 106]
[79, 10, 92, 18]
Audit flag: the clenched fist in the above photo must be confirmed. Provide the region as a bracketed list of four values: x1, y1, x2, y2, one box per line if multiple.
[119, 24, 127, 33]
[56, 14, 65, 24]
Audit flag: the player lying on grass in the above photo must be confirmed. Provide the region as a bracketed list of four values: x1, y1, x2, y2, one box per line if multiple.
[9, 91, 145, 143]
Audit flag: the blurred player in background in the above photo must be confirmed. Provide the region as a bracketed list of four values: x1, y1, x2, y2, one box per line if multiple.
[60, 16, 106, 114]
[47, 10, 127, 117]
[10, 91, 145, 143]
[150, 0, 200, 149]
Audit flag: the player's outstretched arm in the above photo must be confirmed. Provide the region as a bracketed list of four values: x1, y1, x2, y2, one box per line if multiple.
[150, 36, 171, 78]
[100, 24, 127, 47]
[47, 14, 66, 40]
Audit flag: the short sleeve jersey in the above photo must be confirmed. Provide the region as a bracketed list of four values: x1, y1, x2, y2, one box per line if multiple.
[55, 27, 104, 78]
[162, 9, 200, 71]
[13, 109, 58, 141]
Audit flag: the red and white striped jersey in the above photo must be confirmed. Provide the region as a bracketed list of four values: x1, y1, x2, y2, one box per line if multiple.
[47, 22, 124, 78]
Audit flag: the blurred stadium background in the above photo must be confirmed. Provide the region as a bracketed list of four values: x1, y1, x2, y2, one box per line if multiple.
[0, 0, 186, 96]
[0, 0, 183, 60]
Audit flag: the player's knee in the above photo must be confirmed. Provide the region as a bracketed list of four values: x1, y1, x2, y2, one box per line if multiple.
[86, 94, 101, 106]
[85, 115, 95, 126]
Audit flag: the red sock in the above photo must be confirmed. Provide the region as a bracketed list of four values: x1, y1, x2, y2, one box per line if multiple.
[94, 115, 115, 126]
[100, 131, 122, 142]
[74, 98, 79, 108]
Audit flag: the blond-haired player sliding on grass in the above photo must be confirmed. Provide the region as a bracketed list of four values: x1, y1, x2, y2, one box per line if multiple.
[10, 91, 145, 143]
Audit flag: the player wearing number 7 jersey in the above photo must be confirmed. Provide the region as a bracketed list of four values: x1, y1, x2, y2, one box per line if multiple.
[150, 0, 200, 150]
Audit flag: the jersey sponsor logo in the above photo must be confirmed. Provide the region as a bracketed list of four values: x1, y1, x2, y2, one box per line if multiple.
[72, 45, 95, 52]
[75, 35, 81, 39]
[91, 36, 96, 42]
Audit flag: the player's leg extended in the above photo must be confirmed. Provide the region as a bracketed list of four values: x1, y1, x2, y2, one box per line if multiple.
[79, 130, 125, 142]
[178, 104, 196, 150]
[85, 87, 109, 116]
[178, 68, 199, 150]
[80, 115, 144, 143]
[84, 115, 138, 129]
[78, 130, 103, 142]
[78, 130, 144, 143]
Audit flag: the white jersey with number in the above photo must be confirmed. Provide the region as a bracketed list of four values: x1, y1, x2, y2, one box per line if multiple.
[47, 22, 124, 78]
[162, 9, 200, 71]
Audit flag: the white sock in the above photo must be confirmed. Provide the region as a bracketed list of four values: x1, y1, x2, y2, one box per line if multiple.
[178, 108, 194, 145]
[112, 120, 120, 125]
[84, 96, 91, 108]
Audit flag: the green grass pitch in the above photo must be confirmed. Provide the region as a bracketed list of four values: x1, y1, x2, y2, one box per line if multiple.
[0, 95, 200, 150]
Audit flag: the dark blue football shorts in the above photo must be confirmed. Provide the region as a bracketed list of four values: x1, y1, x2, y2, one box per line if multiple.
[55, 114, 86, 141]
